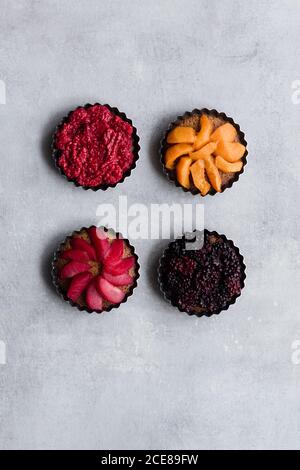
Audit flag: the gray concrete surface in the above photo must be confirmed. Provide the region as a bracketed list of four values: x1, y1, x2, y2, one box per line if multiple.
[0, 0, 300, 450]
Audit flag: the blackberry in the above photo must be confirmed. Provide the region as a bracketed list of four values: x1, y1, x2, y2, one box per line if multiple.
[226, 277, 242, 298]
[163, 271, 181, 292]
[177, 289, 199, 313]
[164, 255, 196, 278]
[194, 265, 221, 293]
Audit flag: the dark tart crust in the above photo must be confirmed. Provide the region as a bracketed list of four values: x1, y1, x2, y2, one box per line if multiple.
[160, 108, 248, 195]
[158, 230, 246, 317]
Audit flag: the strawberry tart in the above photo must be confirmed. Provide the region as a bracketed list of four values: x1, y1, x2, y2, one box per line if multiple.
[52, 226, 139, 313]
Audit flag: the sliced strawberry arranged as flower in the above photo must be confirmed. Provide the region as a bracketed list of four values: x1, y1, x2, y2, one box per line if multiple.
[59, 260, 91, 279]
[104, 238, 125, 264]
[102, 271, 133, 286]
[103, 256, 135, 276]
[61, 249, 89, 262]
[67, 272, 93, 302]
[96, 277, 125, 304]
[88, 227, 110, 261]
[71, 237, 97, 261]
[86, 279, 103, 311]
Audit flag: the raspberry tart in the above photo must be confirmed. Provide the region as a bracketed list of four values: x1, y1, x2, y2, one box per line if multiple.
[53, 103, 140, 190]
[52, 226, 139, 314]
[158, 230, 246, 317]
[160, 109, 247, 196]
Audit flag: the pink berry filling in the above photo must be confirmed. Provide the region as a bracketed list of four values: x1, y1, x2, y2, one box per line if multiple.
[55, 104, 134, 187]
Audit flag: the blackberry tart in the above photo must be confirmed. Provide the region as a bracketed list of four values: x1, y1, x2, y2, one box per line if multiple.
[161, 109, 247, 196]
[53, 103, 140, 190]
[158, 230, 246, 317]
[52, 226, 139, 314]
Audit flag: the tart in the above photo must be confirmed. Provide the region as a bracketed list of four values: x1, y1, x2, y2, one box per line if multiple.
[160, 109, 247, 195]
[158, 230, 246, 317]
[52, 226, 139, 314]
[53, 103, 140, 190]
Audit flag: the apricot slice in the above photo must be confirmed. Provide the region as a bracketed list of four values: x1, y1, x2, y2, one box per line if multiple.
[215, 155, 243, 173]
[205, 155, 222, 192]
[167, 126, 196, 144]
[190, 159, 211, 196]
[216, 141, 246, 163]
[193, 114, 213, 150]
[190, 142, 217, 161]
[176, 157, 192, 189]
[164, 143, 193, 169]
[210, 122, 237, 142]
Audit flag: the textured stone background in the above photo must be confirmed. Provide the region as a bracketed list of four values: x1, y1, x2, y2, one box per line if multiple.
[0, 0, 299, 450]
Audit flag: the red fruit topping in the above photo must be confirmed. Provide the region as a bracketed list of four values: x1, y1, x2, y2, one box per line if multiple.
[61, 249, 89, 262]
[104, 256, 135, 276]
[96, 277, 125, 304]
[104, 238, 125, 265]
[59, 261, 90, 279]
[86, 279, 103, 311]
[102, 271, 133, 286]
[70, 238, 97, 261]
[55, 104, 134, 188]
[67, 272, 93, 302]
[88, 227, 110, 261]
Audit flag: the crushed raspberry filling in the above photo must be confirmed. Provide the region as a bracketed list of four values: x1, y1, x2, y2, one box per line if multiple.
[55, 105, 134, 187]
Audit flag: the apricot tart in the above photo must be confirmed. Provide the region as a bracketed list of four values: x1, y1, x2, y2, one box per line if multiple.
[158, 230, 246, 317]
[160, 109, 247, 195]
[53, 104, 140, 190]
[52, 226, 139, 314]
